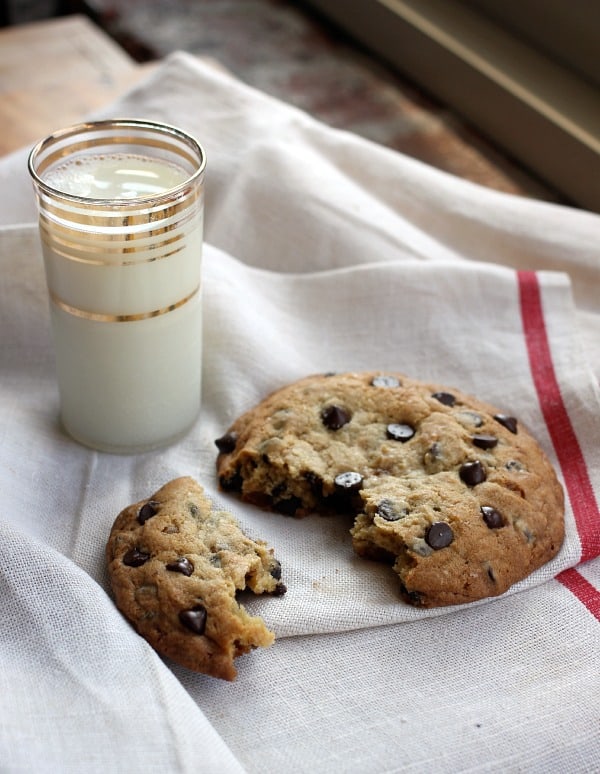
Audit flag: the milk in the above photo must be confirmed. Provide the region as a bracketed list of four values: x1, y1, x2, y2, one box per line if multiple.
[45, 153, 190, 198]
[37, 151, 204, 452]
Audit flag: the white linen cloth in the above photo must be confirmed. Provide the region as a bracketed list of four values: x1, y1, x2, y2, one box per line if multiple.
[0, 53, 599, 772]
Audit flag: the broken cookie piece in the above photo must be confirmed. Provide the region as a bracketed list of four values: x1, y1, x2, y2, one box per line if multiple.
[106, 476, 286, 680]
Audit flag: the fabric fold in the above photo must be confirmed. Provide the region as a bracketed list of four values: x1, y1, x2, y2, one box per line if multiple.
[0, 520, 245, 774]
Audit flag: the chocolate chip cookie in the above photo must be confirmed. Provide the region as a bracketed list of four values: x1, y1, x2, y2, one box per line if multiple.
[215, 372, 564, 607]
[106, 477, 286, 680]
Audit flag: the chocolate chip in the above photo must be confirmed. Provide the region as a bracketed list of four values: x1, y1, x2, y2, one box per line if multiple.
[273, 484, 303, 515]
[137, 501, 159, 524]
[386, 423, 415, 442]
[123, 547, 150, 567]
[399, 582, 424, 606]
[457, 411, 483, 428]
[494, 414, 518, 434]
[272, 482, 286, 499]
[321, 405, 351, 430]
[480, 506, 505, 529]
[410, 538, 433, 557]
[214, 431, 238, 454]
[425, 522, 454, 549]
[371, 375, 401, 388]
[334, 471, 363, 492]
[304, 470, 323, 497]
[275, 496, 302, 516]
[428, 442, 442, 459]
[516, 521, 534, 543]
[459, 460, 486, 486]
[423, 443, 443, 471]
[486, 564, 497, 583]
[505, 459, 526, 472]
[272, 582, 287, 596]
[179, 605, 207, 635]
[270, 560, 282, 580]
[166, 557, 194, 576]
[432, 392, 455, 406]
[219, 470, 243, 492]
[376, 499, 407, 521]
[471, 434, 499, 450]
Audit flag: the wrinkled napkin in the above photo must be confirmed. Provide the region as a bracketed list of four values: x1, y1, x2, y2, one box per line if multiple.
[1, 53, 599, 773]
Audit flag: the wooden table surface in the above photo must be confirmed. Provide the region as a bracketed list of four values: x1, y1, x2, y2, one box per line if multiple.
[0, 15, 152, 157]
[0, 12, 564, 207]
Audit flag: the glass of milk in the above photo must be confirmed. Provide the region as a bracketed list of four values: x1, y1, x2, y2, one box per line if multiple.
[28, 119, 206, 453]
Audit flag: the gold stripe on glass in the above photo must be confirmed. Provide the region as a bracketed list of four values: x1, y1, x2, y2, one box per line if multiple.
[40, 224, 189, 265]
[50, 285, 200, 322]
[38, 188, 202, 228]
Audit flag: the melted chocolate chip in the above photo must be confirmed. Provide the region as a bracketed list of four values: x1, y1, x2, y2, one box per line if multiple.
[123, 547, 150, 567]
[138, 501, 159, 525]
[179, 605, 207, 635]
[304, 470, 323, 497]
[371, 375, 401, 388]
[376, 499, 407, 521]
[166, 557, 194, 576]
[334, 471, 363, 492]
[321, 405, 351, 430]
[386, 423, 415, 442]
[425, 522, 454, 549]
[494, 414, 518, 434]
[505, 459, 526, 472]
[271, 482, 286, 499]
[219, 470, 243, 492]
[214, 431, 238, 454]
[275, 496, 302, 516]
[471, 434, 499, 450]
[432, 391, 456, 407]
[480, 506, 505, 529]
[459, 460, 487, 486]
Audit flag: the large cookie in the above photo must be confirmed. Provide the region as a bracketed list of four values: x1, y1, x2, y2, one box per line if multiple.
[215, 372, 564, 607]
[106, 477, 286, 681]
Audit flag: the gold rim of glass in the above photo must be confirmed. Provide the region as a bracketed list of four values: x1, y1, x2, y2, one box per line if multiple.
[27, 118, 206, 207]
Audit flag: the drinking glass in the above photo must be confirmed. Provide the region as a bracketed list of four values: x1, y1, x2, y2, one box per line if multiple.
[28, 119, 206, 453]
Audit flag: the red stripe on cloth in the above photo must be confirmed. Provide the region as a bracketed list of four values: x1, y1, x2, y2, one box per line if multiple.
[557, 568, 600, 621]
[518, 270, 600, 564]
